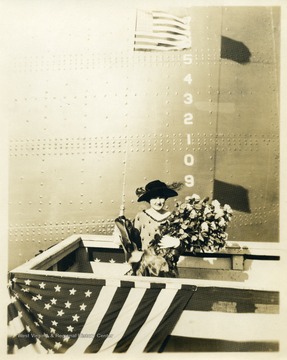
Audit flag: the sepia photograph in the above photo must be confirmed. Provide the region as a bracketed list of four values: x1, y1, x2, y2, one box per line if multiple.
[1, 0, 286, 358]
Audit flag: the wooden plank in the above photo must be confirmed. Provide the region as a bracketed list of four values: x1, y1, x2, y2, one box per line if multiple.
[171, 311, 280, 341]
[90, 262, 131, 277]
[231, 255, 244, 270]
[185, 286, 279, 313]
[10, 235, 82, 272]
[82, 240, 120, 249]
[178, 256, 231, 270]
[81, 235, 282, 257]
[161, 336, 279, 352]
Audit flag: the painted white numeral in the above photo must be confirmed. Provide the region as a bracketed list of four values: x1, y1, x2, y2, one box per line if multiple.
[183, 54, 193, 65]
[184, 73, 193, 84]
[184, 93, 193, 104]
[184, 113, 193, 125]
[184, 154, 194, 166]
[185, 175, 194, 187]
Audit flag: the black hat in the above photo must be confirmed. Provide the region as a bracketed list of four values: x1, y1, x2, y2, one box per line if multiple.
[137, 180, 178, 203]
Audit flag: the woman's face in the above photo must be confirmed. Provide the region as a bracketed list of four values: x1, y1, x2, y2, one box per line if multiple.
[149, 197, 166, 212]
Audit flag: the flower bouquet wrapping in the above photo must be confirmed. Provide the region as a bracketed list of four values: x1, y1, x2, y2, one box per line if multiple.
[148, 194, 233, 275]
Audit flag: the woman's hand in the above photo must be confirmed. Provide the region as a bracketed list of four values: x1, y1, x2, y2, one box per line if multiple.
[158, 235, 180, 248]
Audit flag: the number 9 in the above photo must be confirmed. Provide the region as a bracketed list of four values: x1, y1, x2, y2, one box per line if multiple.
[185, 175, 194, 187]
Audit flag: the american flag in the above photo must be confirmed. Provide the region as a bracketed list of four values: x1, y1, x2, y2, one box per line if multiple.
[134, 10, 191, 51]
[7, 273, 196, 354]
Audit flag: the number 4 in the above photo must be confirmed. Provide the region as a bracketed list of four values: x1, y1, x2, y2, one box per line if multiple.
[184, 74, 192, 84]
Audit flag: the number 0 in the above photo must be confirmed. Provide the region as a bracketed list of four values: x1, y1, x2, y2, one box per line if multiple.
[184, 154, 194, 166]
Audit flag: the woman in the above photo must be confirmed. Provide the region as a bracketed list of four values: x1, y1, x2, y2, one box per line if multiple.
[115, 180, 183, 276]
[126, 180, 182, 277]
[134, 180, 180, 250]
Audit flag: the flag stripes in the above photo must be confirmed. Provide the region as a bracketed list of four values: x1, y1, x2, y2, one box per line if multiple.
[144, 288, 195, 352]
[84, 286, 132, 353]
[152, 11, 189, 23]
[8, 273, 196, 354]
[134, 10, 191, 51]
[113, 287, 162, 352]
[127, 288, 178, 352]
[98, 287, 148, 352]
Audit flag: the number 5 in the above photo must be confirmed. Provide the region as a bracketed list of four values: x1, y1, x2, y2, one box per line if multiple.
[183, 54, 193, 65]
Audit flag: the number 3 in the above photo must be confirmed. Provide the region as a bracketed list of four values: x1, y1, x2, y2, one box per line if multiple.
[184, 93, 193, 104]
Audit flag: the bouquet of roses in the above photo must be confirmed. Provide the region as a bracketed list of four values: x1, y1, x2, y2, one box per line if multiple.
[148, 194, 233, 273]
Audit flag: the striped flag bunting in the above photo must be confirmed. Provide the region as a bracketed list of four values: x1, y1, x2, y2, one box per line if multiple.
[134, 10, 191, 51]
[7, 273, 196, 354]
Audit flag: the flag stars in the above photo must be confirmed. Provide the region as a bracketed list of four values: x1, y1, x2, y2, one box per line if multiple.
[57, 310, 65, 317]
[109, 258, 116, 263]
[37, 294, 42, 300]
[50, 327, 56, 334]
[65, 301, 72, 308]
[54, 285, 61, 292]
[8, 280, 13, 288]
[67, 325, 74, 332]
[47, 349, 54, 354]
[80, 303, 87, 311]
[69, 288, 77, 295]
[63, 335, 70, 343]
[54, 342, 62, 350]
[50, 298, 57, 305]
[85, 290, 92, 297]
[51, 320, 58, 326]
[32, 296, 39, 301]
[37, 313, 44, 320]
[18, 311, 23, 317]
[44, 303, 52, 310]
[94, 258, 101, 262]
[39, 282, 46, 289]
[72, 314, 80, 322]
[25, 279, 31, 285]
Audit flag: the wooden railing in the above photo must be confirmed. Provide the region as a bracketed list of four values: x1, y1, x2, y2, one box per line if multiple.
[9, 234, 280, 292]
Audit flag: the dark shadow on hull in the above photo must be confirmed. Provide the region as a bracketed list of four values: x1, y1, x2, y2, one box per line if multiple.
[213, 179, 251, 213]
[221, 36, 251, 64]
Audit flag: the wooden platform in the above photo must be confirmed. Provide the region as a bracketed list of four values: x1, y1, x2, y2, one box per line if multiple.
[9, 234, 282, 353]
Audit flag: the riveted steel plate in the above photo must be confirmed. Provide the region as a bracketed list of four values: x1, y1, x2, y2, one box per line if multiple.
[5, 4, 280, 269]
